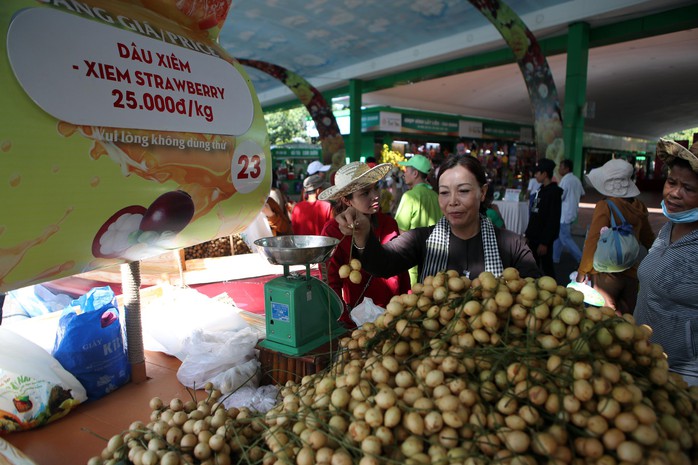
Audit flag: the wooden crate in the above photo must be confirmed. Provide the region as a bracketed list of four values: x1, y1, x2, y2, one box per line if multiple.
[257, 339, 341, 386]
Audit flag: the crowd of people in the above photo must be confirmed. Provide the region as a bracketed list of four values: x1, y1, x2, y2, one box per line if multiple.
[268, 139, 698, 386]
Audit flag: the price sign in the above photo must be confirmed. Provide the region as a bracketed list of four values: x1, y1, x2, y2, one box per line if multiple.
[0, 1, 269, 292]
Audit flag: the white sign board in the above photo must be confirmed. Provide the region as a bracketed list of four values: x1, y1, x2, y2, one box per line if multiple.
[8, 7, 254, 135]
[459, 120, 482, 138]
[379, 111, 402, 132]
[503, 188, 522, 202]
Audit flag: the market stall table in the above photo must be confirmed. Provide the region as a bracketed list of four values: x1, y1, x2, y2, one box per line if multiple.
[493, 200, 530, 235]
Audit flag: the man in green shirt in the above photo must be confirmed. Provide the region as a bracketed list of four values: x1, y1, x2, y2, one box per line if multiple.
[396, 154, 443, 284]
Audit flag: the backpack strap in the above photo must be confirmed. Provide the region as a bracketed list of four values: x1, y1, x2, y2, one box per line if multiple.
[605, 199, 626, 266]
[605, 199, 625, 229]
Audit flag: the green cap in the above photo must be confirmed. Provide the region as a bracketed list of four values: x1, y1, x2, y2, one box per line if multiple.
[398, 154, 432, 174]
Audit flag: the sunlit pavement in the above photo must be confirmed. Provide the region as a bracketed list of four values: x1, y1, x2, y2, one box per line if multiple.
[553, 187, 666, 285]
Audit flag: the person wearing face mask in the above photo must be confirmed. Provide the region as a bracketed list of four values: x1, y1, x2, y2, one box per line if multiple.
[634, 139, 698, 386]
[319, 162, 411, 328]
[334, 155, 541, 283]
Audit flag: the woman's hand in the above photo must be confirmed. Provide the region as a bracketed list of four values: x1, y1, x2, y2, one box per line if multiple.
[335, 207, 370, 247]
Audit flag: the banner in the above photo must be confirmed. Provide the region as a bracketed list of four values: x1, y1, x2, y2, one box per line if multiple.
[0, 0, 269, 292]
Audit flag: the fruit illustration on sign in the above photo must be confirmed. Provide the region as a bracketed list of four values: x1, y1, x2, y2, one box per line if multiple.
[92, 190, 195, 259]
[12, 396, 33, 413]
[139, 190, 196, 233]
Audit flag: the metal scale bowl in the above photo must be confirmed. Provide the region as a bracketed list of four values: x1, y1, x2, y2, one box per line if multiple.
[254, 235, 346, 356]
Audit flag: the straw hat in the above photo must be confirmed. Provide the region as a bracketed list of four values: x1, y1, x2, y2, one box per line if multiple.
[318, 161, 391, 201]
[585, 158, 640, 198]
[656, 138, 698, 173]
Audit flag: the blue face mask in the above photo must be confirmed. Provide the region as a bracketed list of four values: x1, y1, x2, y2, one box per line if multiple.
[661, 200, 698, 223]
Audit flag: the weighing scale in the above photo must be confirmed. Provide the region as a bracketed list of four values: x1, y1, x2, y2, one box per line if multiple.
[254, 235, 346, 356]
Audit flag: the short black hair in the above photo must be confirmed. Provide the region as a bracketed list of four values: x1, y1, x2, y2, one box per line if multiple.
[560, 159, 573, 171]
[534, 158, 556, 178]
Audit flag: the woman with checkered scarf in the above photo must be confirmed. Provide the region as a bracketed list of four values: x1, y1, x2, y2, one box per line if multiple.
[336, 155, 541, 282]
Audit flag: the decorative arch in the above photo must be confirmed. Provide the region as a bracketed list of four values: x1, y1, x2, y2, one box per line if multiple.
[238, 59, 345, 170]
[469, 0, 564, 166]
[242, 1, 564, 169]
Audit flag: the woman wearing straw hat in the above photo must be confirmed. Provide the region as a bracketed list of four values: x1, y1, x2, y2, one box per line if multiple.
[333, 155, 540, 285]
[634, 139, 698, 385]
[575, 158, 655, 315]
[319, 161, 411, 328]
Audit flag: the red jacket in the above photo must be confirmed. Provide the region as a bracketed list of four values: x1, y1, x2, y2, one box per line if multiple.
[321, 212, 411, 309]
[292, 199, 333, 236]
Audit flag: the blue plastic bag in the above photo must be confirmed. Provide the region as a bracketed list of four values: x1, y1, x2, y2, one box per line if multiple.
[592, 200, 640, 273]
[52, 286, 130, 400]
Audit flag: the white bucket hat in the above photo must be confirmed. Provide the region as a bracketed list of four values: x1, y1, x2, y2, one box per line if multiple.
[318, 161, 391, 201]
[585, 158, 640, 198]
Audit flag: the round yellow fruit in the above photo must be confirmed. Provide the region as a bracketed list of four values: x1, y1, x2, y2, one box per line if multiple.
[339, 264, 351, 279]
[349, 270, 362, 284]
[350, 258, 362, 271]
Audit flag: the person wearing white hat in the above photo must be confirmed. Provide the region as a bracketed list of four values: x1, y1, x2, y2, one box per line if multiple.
[634, 139, 698, 385]
[318, 161, 411, 328]
[333, 155, 541, 285]
[576, 158, 655, 315]
[306, 160, 332, 177]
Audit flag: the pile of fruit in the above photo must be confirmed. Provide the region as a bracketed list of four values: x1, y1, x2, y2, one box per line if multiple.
[90, 269, 698, 465]
[184, 235, 251, 260]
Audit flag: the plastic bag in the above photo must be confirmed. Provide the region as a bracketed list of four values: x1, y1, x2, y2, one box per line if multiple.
[176, 327, 259, 393]
[222, 384, 279, 413]
[3, 284, 72, 323]
[240, 212, 273, 250]
[52, 286, 130, 400]
[141, 285, 250, 360]
[592, 200, 640, 273]
[350, 297, 385, 327]
[0, 327, 87, 434]
[209, 357, 260, 395]
[0, 437, 38, 464]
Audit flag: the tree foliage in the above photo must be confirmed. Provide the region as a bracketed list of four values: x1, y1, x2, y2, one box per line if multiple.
[264, 107, 310, 146]
[662, 127, 698, 143]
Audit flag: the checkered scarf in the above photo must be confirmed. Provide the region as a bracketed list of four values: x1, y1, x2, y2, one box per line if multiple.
[421, 215, 504, 281]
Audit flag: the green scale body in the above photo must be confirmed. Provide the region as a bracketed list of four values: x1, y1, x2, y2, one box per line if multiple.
[258, 270, 345, 356]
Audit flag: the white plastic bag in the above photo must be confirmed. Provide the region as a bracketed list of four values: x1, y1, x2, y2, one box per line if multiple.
[176, 327, 259, 393]
[141, 286, 250, 360]
[240, 212, 273, 250]
[350, 297, 385, 327]
[209, 357, 261, 395]
[0, 437, 38, 465]
[223, 384, 279, 413]
[0, 327, 87, 434]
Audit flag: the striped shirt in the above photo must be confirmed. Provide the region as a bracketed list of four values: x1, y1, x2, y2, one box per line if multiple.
[634, 222, 698, 385]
